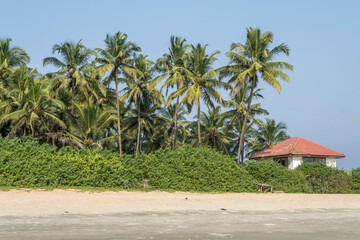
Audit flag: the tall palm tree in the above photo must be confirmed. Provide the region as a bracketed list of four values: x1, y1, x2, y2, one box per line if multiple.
[0, 38, 30, 82]
[224, 28, 293, 164]
[120, 55, 163, 152]
[159, 36, 189, 148]
[43, 40, 95, 114]
[94, 32, 141, 156]
[247, 118, 289, 157]
[167, 44, 230, 145]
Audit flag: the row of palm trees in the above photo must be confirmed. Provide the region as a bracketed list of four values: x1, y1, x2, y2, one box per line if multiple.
[0, 28, 292, 163]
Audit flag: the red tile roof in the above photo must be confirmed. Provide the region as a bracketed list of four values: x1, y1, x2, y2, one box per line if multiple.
[250, 137, 346, 159]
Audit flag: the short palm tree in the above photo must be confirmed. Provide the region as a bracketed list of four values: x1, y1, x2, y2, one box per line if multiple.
[65, 99, 118, 148]
[159, 102, 189, 147]
[247, 118, 289, 157]
[43, 40, 95, 114]
[94, 31, 141, 156]
[200, 106, 232, 152]
[224, 27, 293, 164]
[167, 44, 230, 145]
[0, 38, 30, 82]
[1, 76, 66, 138]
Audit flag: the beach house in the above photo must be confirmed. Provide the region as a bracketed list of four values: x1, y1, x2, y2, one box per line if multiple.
[249, 137, 345, 169]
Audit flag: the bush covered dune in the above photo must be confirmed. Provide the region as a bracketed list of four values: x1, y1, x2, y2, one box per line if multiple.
[0, 137, 359, 193]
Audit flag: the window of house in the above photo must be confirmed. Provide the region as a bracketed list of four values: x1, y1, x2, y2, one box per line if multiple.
[274, 158, 288, 167]
[303, 157, 314, 163]
[302, 157, 326, 164]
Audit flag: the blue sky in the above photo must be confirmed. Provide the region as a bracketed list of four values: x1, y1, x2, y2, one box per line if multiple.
[1, 0, 359, 169]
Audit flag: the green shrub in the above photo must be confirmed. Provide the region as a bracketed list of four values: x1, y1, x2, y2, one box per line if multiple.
[351, 168, 360, 192]
[141, 147, 258, 192]
[0, 137, 139, 189]
[245, 160, 311, 193]
[296, 163, 353, 193]
[0, 137, 257, 192]
[0, 136, 357, 193]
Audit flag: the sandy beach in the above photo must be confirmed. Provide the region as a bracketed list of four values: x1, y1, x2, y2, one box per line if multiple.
[0, 190, 360, 239]
[0, 190, 360, 216]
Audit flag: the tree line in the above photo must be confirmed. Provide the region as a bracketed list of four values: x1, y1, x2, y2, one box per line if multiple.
[0, 28, 293, 164]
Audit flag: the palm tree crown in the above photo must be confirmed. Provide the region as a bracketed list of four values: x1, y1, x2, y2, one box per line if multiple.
[43, 40, 96, 113]
[0, 38, 30, 81]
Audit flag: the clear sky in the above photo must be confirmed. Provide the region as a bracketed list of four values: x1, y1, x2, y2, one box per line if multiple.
[1, 0, 359, 169]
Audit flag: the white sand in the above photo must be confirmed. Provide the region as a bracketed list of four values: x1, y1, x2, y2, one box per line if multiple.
[0, 189, 359, 216]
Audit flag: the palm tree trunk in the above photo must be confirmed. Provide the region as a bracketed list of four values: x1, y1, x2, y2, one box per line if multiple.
[136, 97, 141, 152]
[197, 99, 201, 146]
[115, 68, 122, 157]
[71, 77, 75, 114]
[172, 95, 180, 149]
[241, 142, 245, 162]
[237, 137, 241, 162]
[237, 76, 256, 165]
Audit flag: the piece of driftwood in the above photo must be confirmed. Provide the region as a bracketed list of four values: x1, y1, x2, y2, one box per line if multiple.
[258, 183, 273, 193]
[273, 191, 284, 194]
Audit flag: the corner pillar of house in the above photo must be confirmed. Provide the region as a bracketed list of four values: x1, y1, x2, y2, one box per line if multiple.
[288, 155, 302, 170]
[326, 156, 337, 168]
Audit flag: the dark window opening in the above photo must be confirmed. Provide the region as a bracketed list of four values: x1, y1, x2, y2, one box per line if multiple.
[273, 158, 288, 167]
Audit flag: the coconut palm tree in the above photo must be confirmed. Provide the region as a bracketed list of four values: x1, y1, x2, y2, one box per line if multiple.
[224, 83, 268, 162]
[0, 38, 30, 82]
[124, 95, 166, 153]
[200, 106, 233, 152]
[93, 32, 141, 156]
[158, 102, 189, 147]
[224, 27, 293, 164]
[64, 99, 118, 148]
[229, 117, 256, 160]
[43, 40, 96, 114]
[247, 118, 289, 157]
[120, 55, 164, 152]
[167, 44, 230, 145]
[1, 75, 66, 138]
[159, 36, 189, 148]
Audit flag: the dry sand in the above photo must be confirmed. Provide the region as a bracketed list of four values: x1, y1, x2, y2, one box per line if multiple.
[0, 189, 359, 216]
[1, 190, 360, 239]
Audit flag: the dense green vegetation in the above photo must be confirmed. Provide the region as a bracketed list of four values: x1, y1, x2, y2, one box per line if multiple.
[0, 137, 358, 193]
[1, 29, 357, 193]
[0, 28, 291, 162]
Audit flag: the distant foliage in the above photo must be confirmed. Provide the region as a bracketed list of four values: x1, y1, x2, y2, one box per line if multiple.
[351, 168, 360, 192]
[296, 163, 353, 193]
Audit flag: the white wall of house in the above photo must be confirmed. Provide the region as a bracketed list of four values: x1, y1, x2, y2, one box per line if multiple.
[288, 156, 302, 170]
[287, 155, 337, 169]
[326, 157, 337, 168]
[257, 155, 338, 169]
